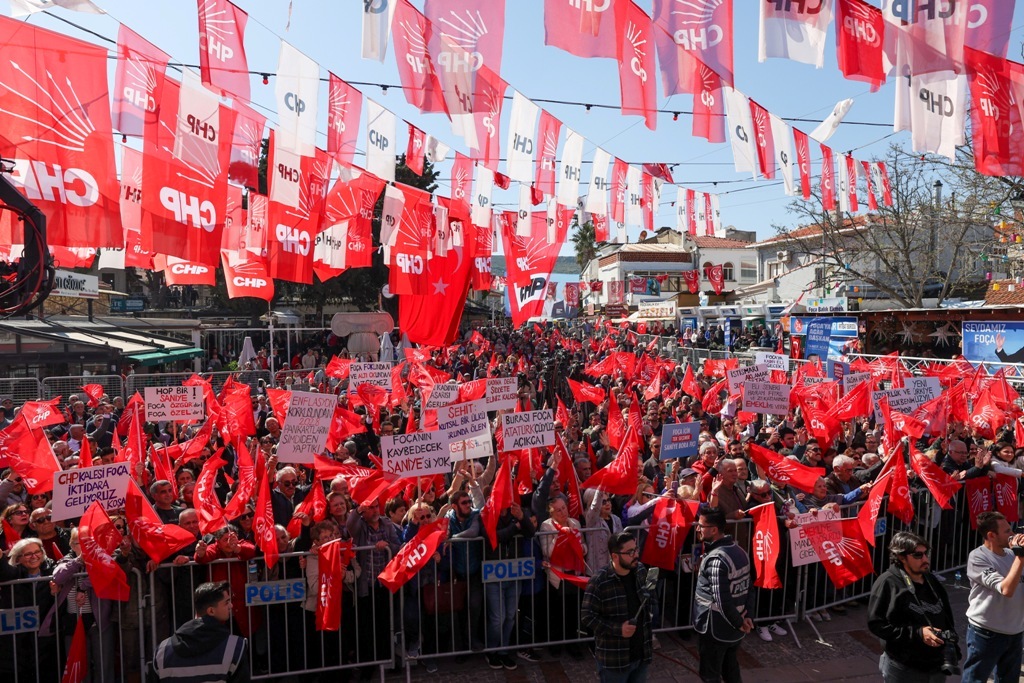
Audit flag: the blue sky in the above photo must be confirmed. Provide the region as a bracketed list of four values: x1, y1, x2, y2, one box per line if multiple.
[8, 0, 1024, 250]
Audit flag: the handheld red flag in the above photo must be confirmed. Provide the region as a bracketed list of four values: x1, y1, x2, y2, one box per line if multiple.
[749, 502, 782, 589]
[580, 426, 641, 495]
[747, 442, 824, 494]
[61, 615, 88, 683]
[195, 451, 228, 535]
[966, 477, 994, 529]
[79, 502, 131, 601]
[81, 384, 104, 408]
[805, 517, 874, 589]
[287, 482, 328, 538]
[378, 517, 449, 593]
[253, 457, 279, 568]
[316, 538, 355, 631]
[124, 479, 195, 563]
[481, 455, 513, 549]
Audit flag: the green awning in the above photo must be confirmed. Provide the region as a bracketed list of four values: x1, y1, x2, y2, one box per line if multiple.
[127, 347, 205, 367]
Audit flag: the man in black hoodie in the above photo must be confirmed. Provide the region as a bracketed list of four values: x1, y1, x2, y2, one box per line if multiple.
[867, 532, 957, 682]
[152, 581, 250, 683]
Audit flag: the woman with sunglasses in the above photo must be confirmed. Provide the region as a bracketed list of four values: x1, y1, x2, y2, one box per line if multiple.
[1, 503, 31, 546]
[0, 538, 58, 683]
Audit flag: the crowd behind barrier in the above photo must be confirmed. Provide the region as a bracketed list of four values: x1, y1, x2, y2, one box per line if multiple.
[0, 321, 1008, 682]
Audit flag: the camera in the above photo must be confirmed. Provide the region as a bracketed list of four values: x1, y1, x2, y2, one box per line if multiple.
[937, 629, 960, 676]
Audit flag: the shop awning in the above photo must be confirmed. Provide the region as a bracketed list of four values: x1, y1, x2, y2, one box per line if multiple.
[0, 317, 200, 362]
[127, 347, 205, 366]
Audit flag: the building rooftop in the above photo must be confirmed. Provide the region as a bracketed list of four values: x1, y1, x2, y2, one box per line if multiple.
[691, 235, 756, 249]
[984, 279, 1024, 306]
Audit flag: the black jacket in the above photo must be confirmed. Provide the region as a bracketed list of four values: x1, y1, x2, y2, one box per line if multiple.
[152, 615, 249, 683]
[867, 564, 955, 674]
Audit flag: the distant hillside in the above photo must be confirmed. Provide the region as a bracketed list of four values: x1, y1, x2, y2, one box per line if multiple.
[491, 255, 580, 276]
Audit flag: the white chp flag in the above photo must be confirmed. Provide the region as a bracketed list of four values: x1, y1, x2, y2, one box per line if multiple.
[424, 135, 450, 163]
[365, 99, 397, 182]
[624, 165, 642, 227]
[810, 98, 855, 143]
[759, 0, 834, 68]
[275, 41, 320, 157]
[433, 203, 450, 257]
[557, 128, 585, 208]
[838, 154, 851, 212]
[10, 0, 103, 16]
[472, 165, 494, 228]
[380, 184, 406, 254]
[505, 91, 540, 184]
[770, 113, 796, 196]
[269, 137, 302, 208]
[675, 186, 687, 233]
[361, 0, 397, 62]
[314, 221, 348, 271]
[517, 184, 533, 237]
[585, 147, 611, 215]
[910, 72, 967, 162]
[173, 71, 221, 180]
[711, 194, 723, 237]
[724, 87, 757, 178]
[97, 248, 125, 270]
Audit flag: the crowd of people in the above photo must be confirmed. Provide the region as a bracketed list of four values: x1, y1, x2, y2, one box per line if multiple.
[0, 319, 1020, 683]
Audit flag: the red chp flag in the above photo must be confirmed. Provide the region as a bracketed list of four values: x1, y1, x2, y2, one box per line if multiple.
[227, 101, 265, 190]
[965, 48, 1024, 176]
[197, 0, 250, 101]
[221, 254, 274, 301]
[287, 481, 328, 538]
[966, 477, 994, 529]
[617, 1, 658, 131]
[266, 135, 330, 283]
[909, 447, 960, 510]
[0, 17, 120, 249]
[502, 209, 570, 327]
[195, 452, 228, 535]
[794, 128, 812, 200]
[327, 73, 362, 165]
[379, 517, 449, 592]
[61, 616, 88, 683]
[113, 24, 170, 137]
[392, 0, 447, 114]
[10, 421, 61, 494]
[79, 502, 131, 601]
[749, 100, 776, 179]
[835, 0, 886, 91]
[820, 144, 836, 211]
[20, 398, 64, 428]
[124, 479, 195, 563]
[805, 518, 874, 589]
[641, 497, 696, 572]
[316, 539, 355, 631]
[253, 459, 279, 568]
[567, 379, 605, 405]
[994, 474, 1020, 524]
[748, 442, 824, 494]
[544, 0, 621, 59]
[749, 502, 782, 589]
[581, 427, 641, 495]
[481, 455, 513, 549]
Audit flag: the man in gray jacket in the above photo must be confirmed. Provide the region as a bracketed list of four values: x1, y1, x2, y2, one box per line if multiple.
[693, 508, 754, 683]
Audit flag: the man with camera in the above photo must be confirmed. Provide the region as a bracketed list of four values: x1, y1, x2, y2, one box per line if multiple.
[962, 511, 1024, 683]
[868, 531, 958, 682]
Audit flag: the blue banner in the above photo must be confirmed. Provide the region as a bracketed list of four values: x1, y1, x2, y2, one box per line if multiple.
[803, 317, 858, 360]
[482, 558, 535, 583]
[661, 421, 700, 460]
[962, 321, 1024, 364]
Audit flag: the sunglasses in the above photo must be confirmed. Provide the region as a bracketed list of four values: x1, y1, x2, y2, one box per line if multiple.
[279, 480, 297, 487]
[31, 515, 52, 523]
[415, 514, 431, 522]
[114, 525, 126, 532]
[239, 513, 254, 520]
[904, 550, 929, 559]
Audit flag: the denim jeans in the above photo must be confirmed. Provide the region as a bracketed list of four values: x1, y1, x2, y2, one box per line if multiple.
[879, 653, 947, 683]
[963, 624, 1023, 683]
[485, 580, 521, 653]
[597, 660, 649, 683]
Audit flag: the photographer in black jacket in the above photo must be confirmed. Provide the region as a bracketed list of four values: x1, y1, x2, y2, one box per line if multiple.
[867, 532, 958, 682]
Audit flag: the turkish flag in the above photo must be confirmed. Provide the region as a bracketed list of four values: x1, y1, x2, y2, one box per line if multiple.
[221, 253, 274, 301]
[287, 481, 328, 538]
[550, 523, 587, 575]
[19, 399, 64, 429]
[0, 17, 120, 248]
[253, 457, 279, 568]
[641, 497, 696, 572]
[617, 1, 658, 130]
[378, 517, 449, 592]
[481, 455, 513, 549]
[707, 264, 725, 294]
[805, 518, 875, 589]
[994, 474, 1019, 523]
[835, 0, 886, 91]
[544, 0, 620, 59]
[316, 538, 355, 631]
[197, 0, 249, 101]
[749, 502, 782, 589]
[581, 426, 640, 495]
[966, 477, 994, 529]
[61, 614, 88, 683]
[748, 443, 824, 494]
[80, 502, 130, 601]
[195, 452, 228, 535]
[124, 479, 194, 563]
[113, 24, 169, 137]
[567, 379, 605, 405]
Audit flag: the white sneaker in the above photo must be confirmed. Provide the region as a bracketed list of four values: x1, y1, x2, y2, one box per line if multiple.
[809, 611, 823, 622]
[820, 609, 832, 622]
[769, 623, 788, 636]
[756, 626, 773, 642]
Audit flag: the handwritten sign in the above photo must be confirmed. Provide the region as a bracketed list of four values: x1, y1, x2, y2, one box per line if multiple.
[872, 388, 920, 422]
[349, 362, 392, 391]
[743, 381, 791, 416]
[382, 430, 452, 477]
[755, 352, 789, 372]
[486, 376, 518, 411]
[660, 421, 700, 460]
[424, 383, 459, 409]
[276, 393, 338, 464]
[144, 386, 204, 422]
[842, 372, 871, 394]
[788, 508, 841, 567]
[727, 364, 771, 394]
[450, 434, 494, 460]
[500, 410, 554, 451]
[51, 462, 130, 522]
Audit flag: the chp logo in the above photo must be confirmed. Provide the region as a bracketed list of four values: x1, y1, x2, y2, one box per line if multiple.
[842, 0, 881, 47]
[753, 528, 773, 562]
[671, 0, 727, 51]
[170, 262, 210, 276]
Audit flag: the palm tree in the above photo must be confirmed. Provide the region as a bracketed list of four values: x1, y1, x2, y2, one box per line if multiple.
[571, 219, 598, 271]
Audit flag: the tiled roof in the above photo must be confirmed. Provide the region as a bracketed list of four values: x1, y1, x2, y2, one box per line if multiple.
[985, 279, 1024, 305]
[691, 236, 755, 249]
[755, 214, 874, 246]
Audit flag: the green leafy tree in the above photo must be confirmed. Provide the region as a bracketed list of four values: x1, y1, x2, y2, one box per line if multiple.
[571, 217, 598, 271]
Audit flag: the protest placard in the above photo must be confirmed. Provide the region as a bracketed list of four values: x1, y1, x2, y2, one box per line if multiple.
[438, 401, 489, 443]
[660, 422, 700, 460]
[486, 376, 519, 411]
[872, 387, 925, 422]
[276, 393, 338, 464]
[424, 383, 459, 409]
[450, 434, 494, 460]
[755, 352, 789, 372]
[842, 372, 871, 394]
[803, 376, 832, 385]
[743, 381, 791, 416]
[382, 431, 452, 477]
[638, 300, 677, 319]
[905, 376, 941, 405]
[144, 386, 204, 422]
[348, 362, 392, 391]
[501, 410, 554, 451]
[788, 508, 842, 567]
[726, 364, 771, 394]
[51, 462, 131, 521]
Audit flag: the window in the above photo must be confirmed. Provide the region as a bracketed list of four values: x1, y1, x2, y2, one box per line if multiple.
[702, 262, 713, 278]
[768, 262, 780, 279]
[741, 262, 758, 280]
[722, 262, 734, 281]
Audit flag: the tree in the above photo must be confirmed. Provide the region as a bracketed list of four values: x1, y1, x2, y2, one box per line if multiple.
[571, 217, 598, 272]
[774, 145, 1001, 308]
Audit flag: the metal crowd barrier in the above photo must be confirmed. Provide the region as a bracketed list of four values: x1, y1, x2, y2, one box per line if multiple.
[0, 376, 44, 404]
[125, 370, 272, 398]
[0, 566, 146, 683]
[42, 374, 124, 403]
